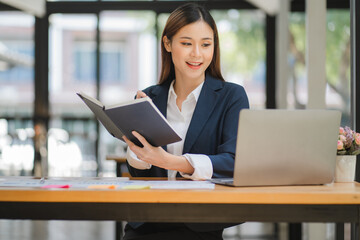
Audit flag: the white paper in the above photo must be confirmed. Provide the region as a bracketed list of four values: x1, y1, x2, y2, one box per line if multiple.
[0, 177, 214, 190]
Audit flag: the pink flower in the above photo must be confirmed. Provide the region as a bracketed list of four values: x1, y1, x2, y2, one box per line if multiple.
[355, 133, 360, 145]
[337, 126, 360, 155]
[339, 135, 346, 142]
[344, 127, 354, 148]
[339, 127, 345, 135]
[337, 140, 344, 150]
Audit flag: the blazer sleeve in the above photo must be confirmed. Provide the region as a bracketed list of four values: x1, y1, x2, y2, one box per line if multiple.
[208, 85, 249, 178]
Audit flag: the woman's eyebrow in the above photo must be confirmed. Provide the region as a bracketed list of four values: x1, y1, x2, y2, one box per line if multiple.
[179, 36, 213, 40]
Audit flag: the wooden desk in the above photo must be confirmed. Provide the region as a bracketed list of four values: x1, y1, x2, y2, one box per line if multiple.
[0, 181, 360, 239]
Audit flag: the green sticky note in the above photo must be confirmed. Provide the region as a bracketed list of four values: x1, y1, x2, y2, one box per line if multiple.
[122, 185, 150, 190]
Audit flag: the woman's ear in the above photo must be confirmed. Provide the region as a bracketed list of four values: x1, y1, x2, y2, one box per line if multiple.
[163, 36, 172, 52]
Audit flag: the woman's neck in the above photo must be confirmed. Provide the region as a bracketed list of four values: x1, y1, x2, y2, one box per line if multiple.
[173, 74, 205, 100]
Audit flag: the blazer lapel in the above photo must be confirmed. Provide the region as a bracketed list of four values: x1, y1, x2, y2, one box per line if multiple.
[150, 81, 171, 117]
[150, 81, 171, 150]
[183, 76, 223, 154]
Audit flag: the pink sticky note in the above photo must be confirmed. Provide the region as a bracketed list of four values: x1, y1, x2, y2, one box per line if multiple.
[41, 185, 71, 189]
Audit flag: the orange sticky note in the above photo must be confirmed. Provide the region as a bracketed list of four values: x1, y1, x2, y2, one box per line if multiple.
[122, 185, 150, 190]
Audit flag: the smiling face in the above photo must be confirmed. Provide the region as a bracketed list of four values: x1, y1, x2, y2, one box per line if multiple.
[163, 20, 214, 84]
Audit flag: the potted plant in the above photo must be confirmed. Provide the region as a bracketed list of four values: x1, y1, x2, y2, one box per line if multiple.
[335, 126, 360, 182]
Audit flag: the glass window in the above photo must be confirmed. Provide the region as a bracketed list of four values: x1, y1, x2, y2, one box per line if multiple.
[326, 10, 351, 126]
[0, 12, 35, 176]
[98, 11, 157, 176]
[0, 118, 34, 176]
[48, 118, 97, 177]
[157, 13, 169, 38]
[0, 12, 34, 116]
[49, 14, 97, 117]
[99, 10, 157, 103]
[73, 41, 96, 83]
[289, 10, 351, 125]
[72, 40, 127, 84]
[0, 40, 33, 83]
[48, 14, 98, 177]
[211, 10, 266, 109]
[288, 12, 306, 109]
[100, 41, 126, 83]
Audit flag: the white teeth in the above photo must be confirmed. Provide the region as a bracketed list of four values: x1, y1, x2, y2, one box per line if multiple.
[187, 62, 201, 66]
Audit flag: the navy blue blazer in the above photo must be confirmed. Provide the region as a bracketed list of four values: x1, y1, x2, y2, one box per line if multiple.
[126, 75, 249, 232]
[127, 74, 249, 179]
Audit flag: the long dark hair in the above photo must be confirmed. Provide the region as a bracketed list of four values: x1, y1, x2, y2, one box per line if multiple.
[158, 3, 224, 84]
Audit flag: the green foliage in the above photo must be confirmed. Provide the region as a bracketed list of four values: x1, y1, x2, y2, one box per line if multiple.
[326, 10, 350, 85]
[290, 13, 305, 50]
[289, 12, 306, 77]
[289, 11, 350, 86]
[211, 10, 265, 75]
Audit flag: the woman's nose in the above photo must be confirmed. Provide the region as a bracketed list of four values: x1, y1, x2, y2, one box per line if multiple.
[190, 45, 201, 57]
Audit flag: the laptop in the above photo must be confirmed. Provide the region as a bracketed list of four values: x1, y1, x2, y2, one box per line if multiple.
[211, 109, 341, 187]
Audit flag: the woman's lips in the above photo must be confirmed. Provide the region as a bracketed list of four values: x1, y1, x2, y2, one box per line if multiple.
[186, 62, 202, 70]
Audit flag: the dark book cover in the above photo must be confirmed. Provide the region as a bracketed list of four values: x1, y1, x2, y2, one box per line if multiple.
[77, 92, 181, 147]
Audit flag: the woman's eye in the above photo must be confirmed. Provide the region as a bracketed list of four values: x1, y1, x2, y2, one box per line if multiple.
[181, 42, 191, 46]
[202, 43, 211, 47]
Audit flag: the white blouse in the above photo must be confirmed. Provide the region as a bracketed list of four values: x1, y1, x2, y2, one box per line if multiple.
[126, 80, 213, 180]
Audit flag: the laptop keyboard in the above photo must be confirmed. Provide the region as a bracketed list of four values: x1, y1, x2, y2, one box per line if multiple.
[210, 178, 234, 185]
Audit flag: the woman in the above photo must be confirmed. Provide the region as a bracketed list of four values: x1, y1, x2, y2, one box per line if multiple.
[123, 3, 249, 240]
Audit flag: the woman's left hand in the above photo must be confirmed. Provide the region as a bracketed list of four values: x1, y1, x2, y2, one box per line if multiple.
[123, 131, 172, 169]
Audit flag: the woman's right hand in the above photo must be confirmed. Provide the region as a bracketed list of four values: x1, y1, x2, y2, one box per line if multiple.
[136, 90, 147, 99]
